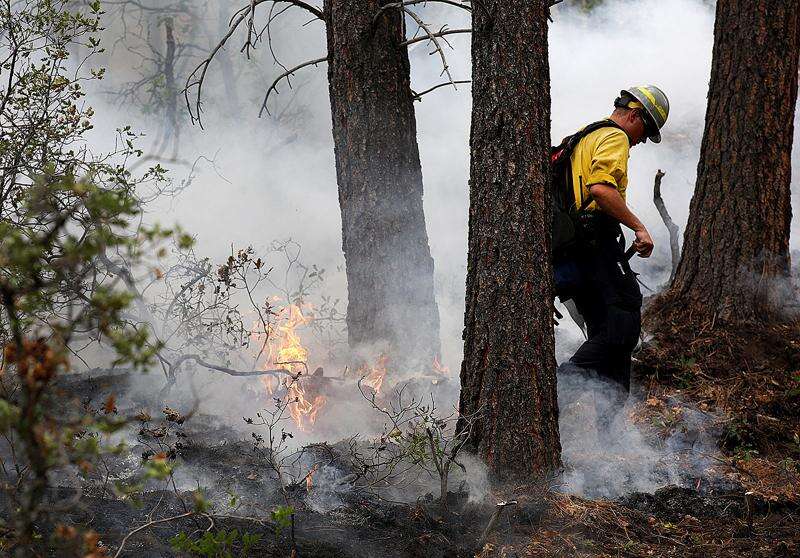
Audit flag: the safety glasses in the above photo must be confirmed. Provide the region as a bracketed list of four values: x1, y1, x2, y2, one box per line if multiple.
[639, 110, 658, 139]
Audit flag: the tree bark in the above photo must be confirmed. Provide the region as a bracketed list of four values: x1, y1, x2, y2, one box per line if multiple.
[324, 0, 441, 368]
[458, 0, 561, 481]
[668, 0, 799, 322]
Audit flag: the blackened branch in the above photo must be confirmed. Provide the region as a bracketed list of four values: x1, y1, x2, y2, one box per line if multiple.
[159, 353, 300, 399]
[167, 353, 298, 379]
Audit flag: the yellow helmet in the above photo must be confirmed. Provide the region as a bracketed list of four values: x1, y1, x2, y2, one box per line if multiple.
[616, 85, 670, 143]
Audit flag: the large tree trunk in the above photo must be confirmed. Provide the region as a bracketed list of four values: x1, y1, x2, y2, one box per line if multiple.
[324, 1, 441, 369]
[668, 0, 799, 322]
[458, 0, 561, 481]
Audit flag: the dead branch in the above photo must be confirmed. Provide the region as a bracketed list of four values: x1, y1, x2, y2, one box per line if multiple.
[170, 354, 299, 379]
[375, 0, 473, 21]
[400, 28, 471, 47]
[412, 80, 470, 101]
[259, 56, 328, 116]
[402, 8, 456, 88]
[184, 9, 248, 127]
[159, 354, 300, 400]
[113, 511, 196, 558]
[652, 169, 680, 283]
[184, 0, 324, 127]
[273, 0, 324, 19]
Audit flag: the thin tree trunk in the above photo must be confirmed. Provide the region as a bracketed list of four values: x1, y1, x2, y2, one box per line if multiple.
[161, 18, 178, 158]
[668, 0, 799, 322]
[216, 1, 241, 116]
[458, 0, 561, 481]
[324, 0, 440, 368]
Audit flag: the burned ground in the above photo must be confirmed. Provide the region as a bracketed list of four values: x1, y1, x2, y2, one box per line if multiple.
[3, 337, 798, 558]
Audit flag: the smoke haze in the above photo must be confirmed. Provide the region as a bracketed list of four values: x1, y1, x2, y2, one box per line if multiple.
[79, 0, 797, 498]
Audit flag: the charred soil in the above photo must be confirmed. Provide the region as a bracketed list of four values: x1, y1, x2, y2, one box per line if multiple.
[4, 321, 800, 558]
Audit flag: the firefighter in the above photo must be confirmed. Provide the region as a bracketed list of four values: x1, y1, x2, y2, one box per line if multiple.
[562, 85, 670, 396]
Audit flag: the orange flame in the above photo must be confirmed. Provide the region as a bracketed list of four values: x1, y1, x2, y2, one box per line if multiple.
[287, 380, 326, 433]
[252, 303, 327, 431]
[306, 463, 319, 492]
[432, 356, 450, 375]
[360, 354, 389, 394]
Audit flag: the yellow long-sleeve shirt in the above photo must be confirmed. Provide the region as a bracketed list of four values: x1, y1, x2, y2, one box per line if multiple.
[570, 123, 630, 212]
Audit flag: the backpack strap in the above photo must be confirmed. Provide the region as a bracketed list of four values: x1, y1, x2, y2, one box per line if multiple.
[562, 119, 624, 154]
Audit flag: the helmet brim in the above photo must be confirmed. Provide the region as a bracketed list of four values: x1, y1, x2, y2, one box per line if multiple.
[648, 131, 662, 143]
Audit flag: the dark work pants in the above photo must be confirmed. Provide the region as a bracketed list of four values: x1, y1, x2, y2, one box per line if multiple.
[567, 223, 642, 393]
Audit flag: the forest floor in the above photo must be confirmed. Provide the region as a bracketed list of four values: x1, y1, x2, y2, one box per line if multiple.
[475, 318, 800, 557]
[2, 320, 799, 557]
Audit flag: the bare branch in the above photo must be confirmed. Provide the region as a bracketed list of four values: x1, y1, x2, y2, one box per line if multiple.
[113, 511, 196, 558]
[159, 352, 301, 399]
[275, 0, 324, 20]
[259, 56, 328, 117]
[171, 354, 298, 379]
[375, 0, 473, 22]
[184, 8, 248, 128]
[400, 28, 471, 47]
[652, 169, 680, 283]
[403, 8, 456, 88]
[184, 0, 324, 127]
[412, 80, 470, 101]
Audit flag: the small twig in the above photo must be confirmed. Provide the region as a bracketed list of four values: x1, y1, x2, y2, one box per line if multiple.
[401, 28, 471, 47]
[652, 169, 680, 283]
[412, 80, 470, 101]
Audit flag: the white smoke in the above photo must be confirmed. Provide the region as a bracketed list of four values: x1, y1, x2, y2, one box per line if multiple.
[557, 367, 721, 498]
[75, 0, 798, 498]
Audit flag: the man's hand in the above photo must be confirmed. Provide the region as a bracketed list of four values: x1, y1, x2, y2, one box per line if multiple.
[633, 228, 654, 258]
[589, 184, 655, 258]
